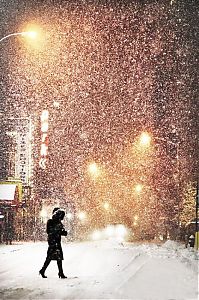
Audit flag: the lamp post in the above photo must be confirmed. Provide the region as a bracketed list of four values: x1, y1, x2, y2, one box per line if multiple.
[87, 162, 101, 180]
[154, 135, 180, 226]
[0, 31, 37, 43]
[134, 183, 143, 194]
[195, 180, 199, 250]
[0, 30, 37, 241]
[139, 132, 151, 147]
[138, 131, 181, 238]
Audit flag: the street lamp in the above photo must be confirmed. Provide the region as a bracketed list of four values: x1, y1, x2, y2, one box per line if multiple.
[0, 31, 37, 43]
[134, 184, 143, 194]
[103, 202, 110, 210]
[195, 180, 199, 250]
[87, 162, 101, 179]
[139, 132, 151, 147]
[78, 211, 87, 221]
[0, 27, 40, 242]
[144, 131, 181, 237]
[133, 215, 139, 226]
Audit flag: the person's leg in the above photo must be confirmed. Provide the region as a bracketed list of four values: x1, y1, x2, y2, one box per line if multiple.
[57, 260, 67, 278]
[39, 257, 51, 278]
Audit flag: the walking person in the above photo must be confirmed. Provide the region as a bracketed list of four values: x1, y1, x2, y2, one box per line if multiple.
[39, 208, 68, 278]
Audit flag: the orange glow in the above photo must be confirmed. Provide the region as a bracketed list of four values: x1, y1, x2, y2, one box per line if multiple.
[135, 184, 143, 193]
[20, 23, 44, 50]
[21, 31, 37, 39]
[40, 109, 49, 169]
[78, 211, 87, 221]
[88, 162, 100, 178]
[139, 132, 151, 146]
[103, 202, 110, 210]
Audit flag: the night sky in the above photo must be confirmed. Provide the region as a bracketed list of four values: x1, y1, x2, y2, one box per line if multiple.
[0, 0, 198, 232]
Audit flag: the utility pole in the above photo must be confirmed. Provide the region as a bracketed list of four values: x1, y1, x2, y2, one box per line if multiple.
[195, 180, 199, 250]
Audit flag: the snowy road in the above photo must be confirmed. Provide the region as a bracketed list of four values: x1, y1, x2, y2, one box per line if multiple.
[0, 240, 198, 299]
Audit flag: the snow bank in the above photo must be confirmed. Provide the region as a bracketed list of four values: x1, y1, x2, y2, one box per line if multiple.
[162, 240, 185, 250]
[122, 240, 199, 275]
[162, 240, 199, 274]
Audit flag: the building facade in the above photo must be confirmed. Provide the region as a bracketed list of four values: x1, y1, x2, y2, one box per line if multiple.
[0, 115, 34, 242]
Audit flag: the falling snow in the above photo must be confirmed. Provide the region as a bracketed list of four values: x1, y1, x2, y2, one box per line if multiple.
[0, 0, 198, 241]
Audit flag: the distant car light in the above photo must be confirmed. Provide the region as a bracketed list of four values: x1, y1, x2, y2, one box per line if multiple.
[115, 224, 127, 237]
[91, 230, 101, 241]
[90, 224, 129, 242]
[105, 225, 115, 237]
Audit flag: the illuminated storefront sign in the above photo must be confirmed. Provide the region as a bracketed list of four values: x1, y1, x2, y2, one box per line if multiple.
[5, 117, 33, 185]
[39, 110, 49, 169]
[0, 180, 23, 206]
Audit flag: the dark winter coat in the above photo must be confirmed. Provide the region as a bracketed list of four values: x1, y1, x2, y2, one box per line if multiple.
[46, 217, 67, 261]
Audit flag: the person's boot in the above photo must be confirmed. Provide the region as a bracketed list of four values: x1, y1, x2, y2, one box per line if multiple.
[39, 258, 51, 278]
[57, 260, 67, 278]
[39, 269, 47, 278]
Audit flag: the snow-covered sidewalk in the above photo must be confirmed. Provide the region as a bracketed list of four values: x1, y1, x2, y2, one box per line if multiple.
[0, 240, 198, 299]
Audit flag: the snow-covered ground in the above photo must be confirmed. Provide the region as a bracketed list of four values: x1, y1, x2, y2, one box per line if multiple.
[0, 239, 198, 299]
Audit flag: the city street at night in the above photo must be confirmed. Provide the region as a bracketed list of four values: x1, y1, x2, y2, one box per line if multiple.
[0, 240, 198, 299]
[0, 1, 198, 299]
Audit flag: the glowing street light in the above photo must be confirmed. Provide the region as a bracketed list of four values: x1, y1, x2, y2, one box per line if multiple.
[39, 110, 49, 169]
[103, 202, 110, 210]
[88, 162, 100, 179]
[133, 215, 139, 226]
[22, 31, 37, 39]
[91, 230, 101, 241]
[0, 31, 37, 43]
[139, 132, 151, 147]
[78, 211, 87, 221]
[135, 184, 143, 194]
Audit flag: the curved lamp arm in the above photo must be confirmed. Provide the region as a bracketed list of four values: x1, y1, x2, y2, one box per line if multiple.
[0, 31, 36, 43]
